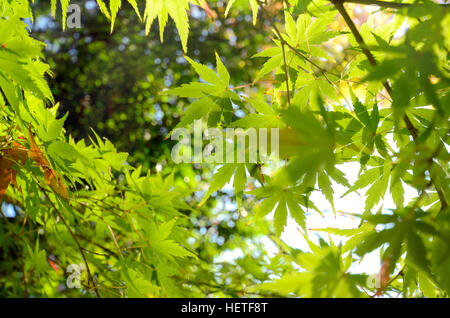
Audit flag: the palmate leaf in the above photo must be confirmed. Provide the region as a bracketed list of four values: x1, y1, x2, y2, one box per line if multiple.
[172, 97, 220, 130]
[342, 160, 392, 212]
[96, 0, 111, 19]
[50, 0, 57, 18]
[351, 94, 372, 130]
[49, 0, 70, 30]
[230, 98, 283, 128]
[0, 73, 19, 110]
[29, 128, 69, 199]
[242, 106, 338, 219]
[215, 52, 230, 87]
[255, 54, 283, 81]
[342, 166, 380, 197]
[274, 197, 288, 237]
[47, 0, 197, 52]
[286, 196, 306, 232]
[348, 92, 382, 150]
[254, 244, 364, 297]
[124, 268, 160, 298]
[233, 164, 247, 209]
[249, 0, 258, 25]
[418, 272, 436, 298]
[279, 108, 335, 182]
[353, 211, 437, 281]
[251, 185, 309, 234]
[283, 10, 339, 50]
[0, 14, 53, 105]
[293, 74, 338, 109]
[165, 0, 190, 52]
[364, 161, 390, 212]
[167, 54, 237, 132]
[247, 98, 275, 115]
[225, 0, 258, 25]
[109, 0, 121, 32]
[198, 164, 236, 207]
[318, 171, 335, 214]
[126, 0, 141, 20]
[142, 0, 193, 53]
[141, 219, 196, 260]
[230, 113, 281, 128]
[25, 239, 49, 274]
[152, 239, 196, 259]
[328, 166, 351, 188]
[184, 56, 225, 88]
[198, 163, 249, 208]
[168, 54, 232, 95]
[165, 82, 218, 98]
[0, 59, 52, 103]
[406, 230, 431, 273]
[311, 223, 375, 253]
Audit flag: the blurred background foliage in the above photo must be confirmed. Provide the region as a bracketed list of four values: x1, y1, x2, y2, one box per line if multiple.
[31, 0, 268, 169]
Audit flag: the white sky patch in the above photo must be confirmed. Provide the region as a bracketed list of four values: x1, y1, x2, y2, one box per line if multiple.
[213, 160, 420, 274]
[276, 162, 419, 274]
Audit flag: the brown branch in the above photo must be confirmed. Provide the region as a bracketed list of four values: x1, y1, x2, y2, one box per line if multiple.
[376, 265, 405, 297]
[76, 234, 119, 257]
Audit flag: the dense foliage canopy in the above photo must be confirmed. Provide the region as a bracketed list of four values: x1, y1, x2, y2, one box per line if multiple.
[0, 0, 449, 298]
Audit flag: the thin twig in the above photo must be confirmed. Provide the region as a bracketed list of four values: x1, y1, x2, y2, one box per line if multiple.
[108, 225, 124, 260]
[281, 40, 291, 108]
[256, 0, 354, 110]
[37, 183, 101, 298]
[256, 0, 338, 77]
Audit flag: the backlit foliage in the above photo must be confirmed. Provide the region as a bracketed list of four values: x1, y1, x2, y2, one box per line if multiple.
[0, 0, 449, 298]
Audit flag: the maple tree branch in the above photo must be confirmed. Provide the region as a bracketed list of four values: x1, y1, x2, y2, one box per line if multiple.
[376, 265, 406, 297]
[333, 0, 448, 211]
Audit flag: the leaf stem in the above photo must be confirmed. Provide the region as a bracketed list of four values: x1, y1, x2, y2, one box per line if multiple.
[281, 41, 291, 108]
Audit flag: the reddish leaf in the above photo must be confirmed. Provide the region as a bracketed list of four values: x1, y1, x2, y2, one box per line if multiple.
[28, 127, 68, 199]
